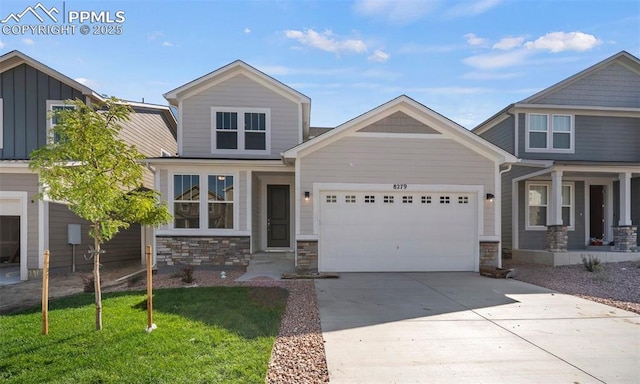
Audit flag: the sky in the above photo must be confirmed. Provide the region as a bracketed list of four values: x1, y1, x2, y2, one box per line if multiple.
[0, 0, 638, 129]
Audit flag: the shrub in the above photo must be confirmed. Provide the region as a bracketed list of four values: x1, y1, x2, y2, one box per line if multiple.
[82, 275, 102, 293]
[181, 266, 195, 283]
[581, 254, 602, 272]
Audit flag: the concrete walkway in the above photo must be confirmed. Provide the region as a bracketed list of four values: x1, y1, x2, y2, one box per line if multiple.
[315, 272, 640, 384]
[236, 252, 295, 281]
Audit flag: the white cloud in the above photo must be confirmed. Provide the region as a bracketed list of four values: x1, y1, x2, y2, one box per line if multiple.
[162, 41, 173, 47]
[463, 49, 531, 69]
[147, 31, 163, 40]
[74, 77, 99, 88]
[22, 38, 34, 45]
[447, 0, 501, 18]
[524, 31, 601, 52]
[418, 86, 492, 95]
[464, 33, 489, 47]
[244, 28, 251, 34]
[0, 41, 4, 49]
[461, 71, 522, 80]
[284, 29, 367, 54]
[397, 43, 459, 54]
[368, 49, 390, 63]
[493, 36, 525, 50]
[353, 0, 437, 24]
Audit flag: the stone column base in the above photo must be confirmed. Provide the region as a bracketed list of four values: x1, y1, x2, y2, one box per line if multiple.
[479, 241, 499, 268]
[613, 226, 637, 252]
[546, 225, 568, 252]
[296, 240, 318, 273]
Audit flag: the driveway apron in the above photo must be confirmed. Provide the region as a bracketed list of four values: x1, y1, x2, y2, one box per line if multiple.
[315, 272, 640, 384]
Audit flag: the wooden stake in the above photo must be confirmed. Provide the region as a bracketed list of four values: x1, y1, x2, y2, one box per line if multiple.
[42, 250, 50, 335]
[146, 245, 153, 330]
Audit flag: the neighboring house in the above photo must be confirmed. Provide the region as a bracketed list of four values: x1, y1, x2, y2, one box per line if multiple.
[474, 51, 640, 265]
[148, 60, 516, 273]
[0, 50, 177, 280]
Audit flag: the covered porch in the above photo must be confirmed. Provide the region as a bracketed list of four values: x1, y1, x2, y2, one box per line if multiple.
[512, 161, 639, 265]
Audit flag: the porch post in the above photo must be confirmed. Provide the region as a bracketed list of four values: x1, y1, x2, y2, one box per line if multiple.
[618, 172, 632, 226]
[547, 170, 567, 252]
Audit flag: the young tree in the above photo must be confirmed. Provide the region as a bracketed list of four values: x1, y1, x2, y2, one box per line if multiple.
[29, 97, 172, 330]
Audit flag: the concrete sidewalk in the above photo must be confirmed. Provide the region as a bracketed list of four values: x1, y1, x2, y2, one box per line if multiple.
[316, 272, 640, 383]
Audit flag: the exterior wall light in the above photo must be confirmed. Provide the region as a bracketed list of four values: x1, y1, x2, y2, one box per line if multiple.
[304, 191, 310, 201]
[486, 193, 495, 202]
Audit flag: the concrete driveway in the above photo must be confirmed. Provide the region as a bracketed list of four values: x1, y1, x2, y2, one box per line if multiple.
[315, 272, 640, 383]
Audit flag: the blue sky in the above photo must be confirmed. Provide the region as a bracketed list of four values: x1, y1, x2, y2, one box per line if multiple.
[1, 0, 638, 128]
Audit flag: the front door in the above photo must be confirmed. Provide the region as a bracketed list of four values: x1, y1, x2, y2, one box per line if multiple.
[589, 185, 605, 240]
[267, 185, 290, 248]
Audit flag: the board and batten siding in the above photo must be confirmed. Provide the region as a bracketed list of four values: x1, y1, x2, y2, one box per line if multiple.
[0, 173, 39, 268]
[0, 63, 83, 159]
[48, 202, 141, 270]
[533, 63, 640, 108]
[181, 74, 300, 159]
[299, 137, 496, 236]
[480, 115, 515, 154]
[518, 114, 640, 162]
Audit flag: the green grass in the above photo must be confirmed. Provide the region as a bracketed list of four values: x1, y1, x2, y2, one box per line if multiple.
[0, 286, 288, 384]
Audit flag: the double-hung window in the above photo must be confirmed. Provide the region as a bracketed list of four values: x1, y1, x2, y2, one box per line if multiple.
[526, 182, 573, 229]
[526, 113, 573, 152]
[47, 101, 76, 143]
[212, 108, 269, 153]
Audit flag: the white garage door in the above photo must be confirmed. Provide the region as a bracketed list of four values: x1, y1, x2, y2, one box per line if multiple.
[319, 190, 478, 272]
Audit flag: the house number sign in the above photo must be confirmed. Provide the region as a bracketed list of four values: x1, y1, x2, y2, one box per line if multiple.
[393, 184, 408, 190]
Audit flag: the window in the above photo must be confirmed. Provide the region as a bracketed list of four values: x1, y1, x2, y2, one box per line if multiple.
[458, 196, 469, 204]
[440, 196, 450, 204]
[526, 113, 573, 152]
[402, 196, 413, 204]
[208, 175, 234, 229]
[526, 183, 574, 229]
[345, 195, 356, 203]
[173, 174, 200, 228]
[326, 195, 337, 203]
[212, 107, 270, 152]
[47, 101, 76, 143]
[364, 195, 375, 203]
[421, 196, 431, 204]
[383, 195, 394, 204]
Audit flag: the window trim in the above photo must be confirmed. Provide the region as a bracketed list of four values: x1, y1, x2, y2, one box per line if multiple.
[525, 113, 574, 153]
[169, 171, 239, 232]
[525, 181, 575, 231]
[211, 107, 271, 154]
[46, 100, 76, 144]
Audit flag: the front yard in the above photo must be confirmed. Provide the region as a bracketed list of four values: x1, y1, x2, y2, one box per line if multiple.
[0, 286, 287, 383]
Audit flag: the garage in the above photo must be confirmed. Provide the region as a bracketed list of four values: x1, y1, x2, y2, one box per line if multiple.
[319, 189, 478, 272]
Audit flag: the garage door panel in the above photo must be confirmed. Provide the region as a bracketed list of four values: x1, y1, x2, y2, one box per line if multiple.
[319, 190, 477, 272]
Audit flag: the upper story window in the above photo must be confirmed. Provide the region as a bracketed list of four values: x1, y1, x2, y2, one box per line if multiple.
[47, 101, 76, 143]
[211, 107, 270, 153]
[526, 113, 573, 153]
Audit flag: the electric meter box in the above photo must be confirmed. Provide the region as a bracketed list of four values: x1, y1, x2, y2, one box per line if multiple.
[68, 224, 81, 245]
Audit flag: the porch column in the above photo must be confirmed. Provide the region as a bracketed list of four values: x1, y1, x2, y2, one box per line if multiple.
[547, 170, 567, 252]
[618, 172, 632, 226]
[613, 172, 637, 252]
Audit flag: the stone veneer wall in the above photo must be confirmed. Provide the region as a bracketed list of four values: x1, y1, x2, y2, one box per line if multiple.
[479, 241, 499, 268]
[613, 226, 637, 252]
[296, 240, 318, 273]
[156, 236, 251, 266]
[546, 225, 568, 252]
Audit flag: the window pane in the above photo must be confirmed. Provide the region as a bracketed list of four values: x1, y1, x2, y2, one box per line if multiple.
[174, 175, 199, 200]
[529, 185, 547, 205]
[553, 115, 571, 132]
[174, 202, 200, 228]
[209, 203, 233, 228]
[562, 207, 571, 227]
[208, 175, 234, 202]
[529, 206, 547, 227]
[553, 133, 570, 149]
[562, 186, 571, 206]
[245, 132, 266, 150]
[217, 132, 237, 149]
[245, 113, 266, 131]
[529, 115, 547, 131]
[216, 112, 237, 130]
[529, 132, 547, 148]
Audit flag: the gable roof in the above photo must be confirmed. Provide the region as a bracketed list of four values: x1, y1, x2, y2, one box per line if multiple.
[283, 95, 517, 164]
[473, 51, 640, 134]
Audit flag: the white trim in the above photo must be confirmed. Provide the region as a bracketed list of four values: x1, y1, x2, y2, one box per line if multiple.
[524, 180, 575, 231]
[479, 235, 500, 242]
[156, 229, 251, 237]
[514, 111, 519, 157]
[0, 191, 28, 281]
[472, 112, 511, 135]
[584, 179, 615, 243]
[513, 179, 519, 250]
[350, 132, 447, 140]
[46, 100, 77, 143]
[177, 100, 183, 155]
[246, 171, 252, 253]
[618, 172, 632, 226]
[295, 234, 318, 241]
[210, 107, 271, 155]
[294, 160, 301, 266]
[525, 113, 574, 153]
[0, 98, 3, 149]
[511, 104, 640, 117]
[260, 177, 295, 251]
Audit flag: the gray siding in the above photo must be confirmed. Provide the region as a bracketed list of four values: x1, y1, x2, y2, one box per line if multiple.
[181, 73, 300, 158]
[533, 63, 640, 108]
[633, 178, 640, 246]
[0, 63, 84, 159]
[499, 165, 540, 251]
[518, 180, 586, 250]
[0, 173, 39, 268]
[48, 202, 141, 271]
[479, 115, 515, 154]
[357, 111, 440, 134]
[518, 114, 640, 161]
[299, 137, 496, 236]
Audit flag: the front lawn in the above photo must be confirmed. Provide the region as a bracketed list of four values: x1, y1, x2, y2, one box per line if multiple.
[0, 286, 288, 383]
